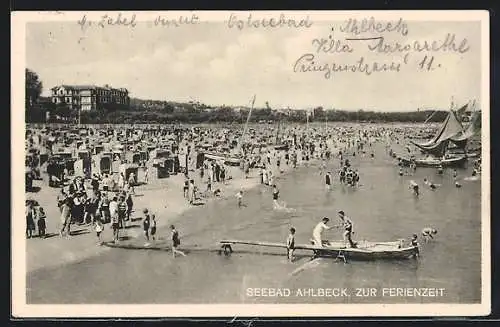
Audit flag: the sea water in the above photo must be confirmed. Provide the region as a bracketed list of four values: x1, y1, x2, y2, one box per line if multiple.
[27, 141, 481, 304]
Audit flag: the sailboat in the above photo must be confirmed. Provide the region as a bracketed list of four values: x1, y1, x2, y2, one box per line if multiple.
[399, 101, 480, 168]
[266, 101, 289, 151]
[448, 101, 481, 158]
[203, 96, 256, 166]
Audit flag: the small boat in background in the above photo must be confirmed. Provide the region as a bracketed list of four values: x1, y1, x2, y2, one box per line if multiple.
[398, 154, 467, 168]
[203, 151, 241, 166]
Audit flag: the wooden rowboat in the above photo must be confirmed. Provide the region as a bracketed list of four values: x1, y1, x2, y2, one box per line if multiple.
[203, 152, 241, 166]
[399, 155, 467, 168]
[219, 239, 419, 261]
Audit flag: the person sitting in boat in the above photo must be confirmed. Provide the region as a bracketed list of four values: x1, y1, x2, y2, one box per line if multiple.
[422, 227, 438, 242]
[399, 167, 404, 176]
[455, 180, 462, 188]
[312, 217, 332, 247]
[338, 211, 356, 248]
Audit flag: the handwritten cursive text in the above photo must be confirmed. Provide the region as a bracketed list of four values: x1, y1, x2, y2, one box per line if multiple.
[293, 53, 410, 79]
[312, 28, 354, 53]
[227, 13, 313, 30]
[77, 13, 137, 31]
[339, 17, 409, 37]
[347, 33, 470, 54]
[154, 14, 199, 27]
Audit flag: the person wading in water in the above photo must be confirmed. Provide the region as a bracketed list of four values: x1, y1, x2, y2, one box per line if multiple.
[171, 225, 186, 258]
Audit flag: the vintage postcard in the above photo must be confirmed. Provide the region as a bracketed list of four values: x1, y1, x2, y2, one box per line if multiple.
[11, 10, 490, 317]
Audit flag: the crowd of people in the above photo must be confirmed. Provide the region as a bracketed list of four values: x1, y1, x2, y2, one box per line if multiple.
[24, 122, 480, 261]
[55, 174, 135, 244]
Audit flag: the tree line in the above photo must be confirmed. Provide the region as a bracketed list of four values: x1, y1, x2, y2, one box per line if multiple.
[25, 68, 449, 124]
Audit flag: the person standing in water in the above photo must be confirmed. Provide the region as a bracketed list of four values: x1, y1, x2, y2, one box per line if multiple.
[272, 184, 280, 209]
[325, 171, 332, 190]
[286, 227, 296, 262]
[409, 180, 419, 196]
[437, 165, 444, 175]
[171, 225, 186, 258]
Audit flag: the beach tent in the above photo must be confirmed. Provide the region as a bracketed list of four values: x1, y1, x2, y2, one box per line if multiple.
[77, 150, 90, 160]
[135, 166, 147, 184]
[92, 153, 113, 174]
[119, 163, 139, 185]
[74, 158, 91, 178]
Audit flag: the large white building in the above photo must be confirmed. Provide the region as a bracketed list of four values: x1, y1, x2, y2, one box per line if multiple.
[50, 84, 130, 111]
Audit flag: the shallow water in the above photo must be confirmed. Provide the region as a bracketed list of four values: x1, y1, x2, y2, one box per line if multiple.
[27, 141, 481, 304]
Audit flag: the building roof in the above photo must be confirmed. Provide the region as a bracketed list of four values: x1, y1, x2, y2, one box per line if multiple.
[51, 85, 129, 93]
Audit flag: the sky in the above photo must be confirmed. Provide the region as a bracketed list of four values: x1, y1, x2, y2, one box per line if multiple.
[25, 15, 483, 111]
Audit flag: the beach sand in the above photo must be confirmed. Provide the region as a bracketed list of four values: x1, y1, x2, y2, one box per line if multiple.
[25, 153, 306, 273]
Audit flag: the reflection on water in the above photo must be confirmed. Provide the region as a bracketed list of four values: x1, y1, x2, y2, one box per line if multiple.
[27, 143, 481, 304]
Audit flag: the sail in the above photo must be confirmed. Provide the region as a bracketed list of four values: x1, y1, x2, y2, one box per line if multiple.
[450, 111, 481, 148]
[411, 110, 464, 157]
[453, 103, 469, 122]
[239, 95, 256, 156]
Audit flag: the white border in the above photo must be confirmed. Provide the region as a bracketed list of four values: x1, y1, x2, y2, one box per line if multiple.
[11, 10, 491, 317]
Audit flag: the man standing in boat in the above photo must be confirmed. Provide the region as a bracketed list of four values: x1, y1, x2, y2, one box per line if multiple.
[312, 217, 332, 247]
[337, 211, 356, 248]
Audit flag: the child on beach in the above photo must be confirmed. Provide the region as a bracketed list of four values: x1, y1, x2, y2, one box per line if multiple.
[235, 190, 244, 208]
[206, 175, 212, 193]
[171, 225, 186, 258]
[94, 216, 104, 245]
[183, 178, 189, 199]
[37, 207, 47, 238]
[143, 208, 151, 245]
[26, 203, 36, 239]
[110, 196, 120, 242]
